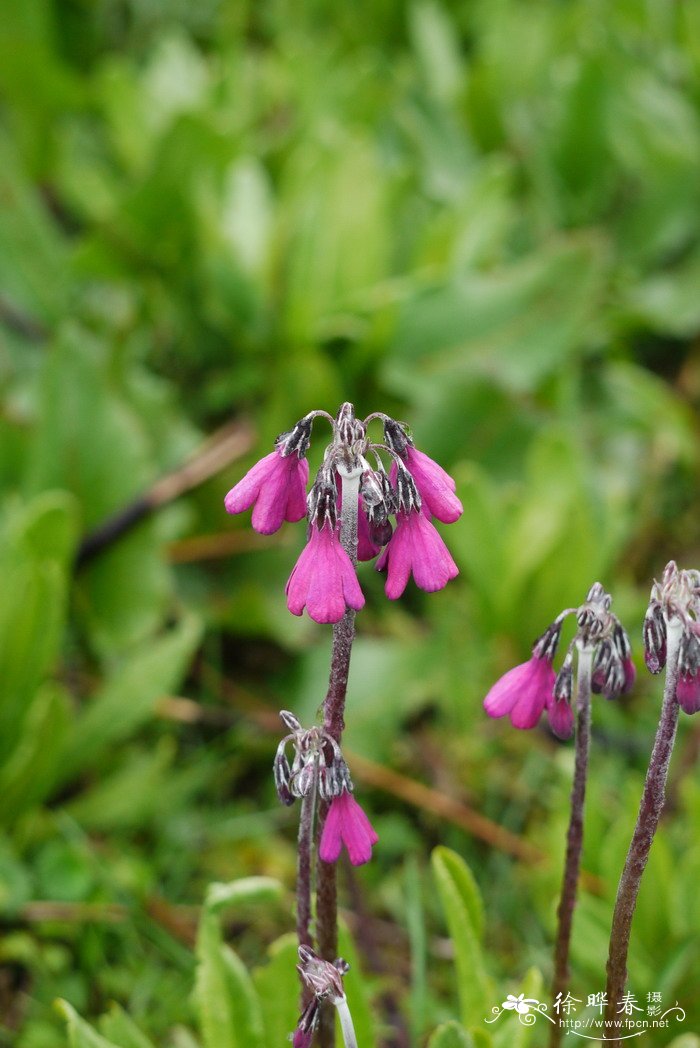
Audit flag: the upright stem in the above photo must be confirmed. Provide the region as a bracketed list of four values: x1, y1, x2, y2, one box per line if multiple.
[549, 648, 592, 1048]
[604, 621, 682, 1044]
[297, 787, 316, 1004]
[317, 467, 361, 1048]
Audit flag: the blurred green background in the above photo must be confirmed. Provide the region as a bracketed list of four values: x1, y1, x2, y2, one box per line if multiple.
[1, 1, 700, 1045]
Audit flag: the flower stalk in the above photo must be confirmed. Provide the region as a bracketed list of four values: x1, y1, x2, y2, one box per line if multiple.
[549, 646, 592, 1048]
[225, 402, 463, 1048]
[604, 619, 682, 1042]
[317, 463, 361, 1048]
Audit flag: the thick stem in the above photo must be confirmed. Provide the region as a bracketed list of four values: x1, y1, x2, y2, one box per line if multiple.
[317, 467, 361, 1048]
[604, 621, 682, 1044]
[549, 648, 592, 1048]
[297, 787, 316, 1004]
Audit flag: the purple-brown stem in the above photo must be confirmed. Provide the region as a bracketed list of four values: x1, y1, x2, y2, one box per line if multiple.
[549, 647, 592, 1048]
[604, 621, 682, 1044]
[316, 466, 361, 1048]
[297, 789, 315, 1005]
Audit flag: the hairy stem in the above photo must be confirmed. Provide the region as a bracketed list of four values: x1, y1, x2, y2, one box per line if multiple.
[604, 621, 682, 1044]
[297, 787, 316, 1003]
[549, 648, 592, 1048]
[317, 466, 361, 1048]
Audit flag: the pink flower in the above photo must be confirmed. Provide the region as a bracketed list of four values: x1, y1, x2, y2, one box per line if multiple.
[224, 449, 309, 535]
[357, 500, 381, 561]
[622, 658, 636, 694]
[483, 655, 556, 730]
[390, 450, 462, 524]
[376, 511, 458, 598]
[677, 673, 700, 714]
[286, 524, 364, 624]
[319, 790, 378, 866]
[547, 697, 575, 739]
[293, 1029, 314, 1048]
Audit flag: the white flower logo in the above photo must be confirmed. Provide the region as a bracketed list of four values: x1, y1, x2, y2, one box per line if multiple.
[502, 994, 534, 1015]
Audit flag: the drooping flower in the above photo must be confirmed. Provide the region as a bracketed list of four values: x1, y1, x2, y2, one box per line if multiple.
[676, 625, 700, 714]
[484, 653, 557, 730]
[291, 999, 319, 1048]
[376, 510, 458, 598]
[224, 448, 309, 534]
[389, 450, 463, 524]
[676, 674, 700, 714]
[384, 420, 463, 524]
[357, 502, 381, 560]
[319, 789, 378, 867]
[286, 523, 365, 624]
[547, 696, 575, 739]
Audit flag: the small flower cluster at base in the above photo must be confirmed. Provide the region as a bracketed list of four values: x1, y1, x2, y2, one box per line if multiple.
[274, 712, 378, 867]
[483, 583, 634, 739]
[291, 948, 355, 1048]
[224, 404, 462, 623]
[644, 561, 700, 715]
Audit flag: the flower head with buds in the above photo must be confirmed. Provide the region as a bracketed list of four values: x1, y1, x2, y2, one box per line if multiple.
[225, 403, 462, 623]
[644, 561, 700, 714]
[292, 948, 358, 1048]
[273, 712, 378, 866]
[483, 583, 634, 738]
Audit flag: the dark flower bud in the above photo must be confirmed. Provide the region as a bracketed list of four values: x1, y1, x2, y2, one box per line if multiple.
[360, 469, 384, 507]
[307, 470, 338, 531]
[278, 416, 313, 458]
[295, 762, 316, 798]
[336, 402, 366, 447]
[679, 628, 700, 678]
[532, 620, 562, 663]
[394, 461, 421, 513]
[383, 418, 412, 458]
[643, 601, 667, 674]
[273, 747, 294, 806]
[554, 658, 573, 703]
[369, 518, 393, 547]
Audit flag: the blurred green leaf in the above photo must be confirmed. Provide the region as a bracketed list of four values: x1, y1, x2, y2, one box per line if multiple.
[428, 1021, 476, 1047]
[432, 847, 491, 1029]
[56, 1001, 120, 1048]
[63, 613, 202, 775]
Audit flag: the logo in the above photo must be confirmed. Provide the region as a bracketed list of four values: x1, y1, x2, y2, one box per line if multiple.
[485, 989, 686, 1041]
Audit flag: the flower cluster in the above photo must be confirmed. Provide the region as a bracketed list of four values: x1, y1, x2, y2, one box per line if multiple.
[292, 947, 351, 1048]
[224, 404, 462, 623]
[274, 712, 378, 867]
[643, 560, 700, 714]
[483, 583, 635, 739]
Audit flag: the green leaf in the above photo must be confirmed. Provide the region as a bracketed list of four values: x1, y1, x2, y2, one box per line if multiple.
[428, 1021, 475, 1047]
[0, 683, 70, 820]
[195, 908, 264, 1048]
[204, 878, 283, 915]
[55, 1001, 120, 1048]
[432, 847, 492, 1029]
[510, 968, 545, 1048]
[99, 1005, 155, 1048]
[252, 934, 299, 1047]
[338, 923, 379, 1048]
[63, 613, 202, 776]
[405, 858, 429, 1042]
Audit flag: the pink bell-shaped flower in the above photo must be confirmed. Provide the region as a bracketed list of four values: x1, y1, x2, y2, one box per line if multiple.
[319, 789, 378, 867]
[225, 448, 308, 535]
[376, 510, 458, 598]
[286, 524, 364, 624]
[483, 654, 556, 730]
[391, 449, 463, 524]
